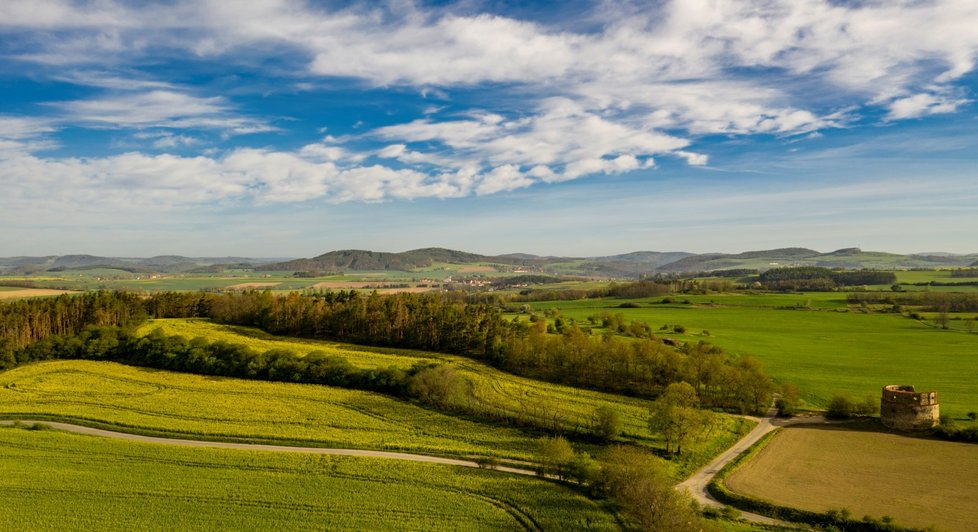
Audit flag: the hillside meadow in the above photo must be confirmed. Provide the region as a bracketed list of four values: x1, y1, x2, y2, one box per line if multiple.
[0, 425, 620, 531]
[527, 296, 978, 416]
[138, 319, 754, 476]
[0, 360, 538, 460]
[724, 423, 978, 531]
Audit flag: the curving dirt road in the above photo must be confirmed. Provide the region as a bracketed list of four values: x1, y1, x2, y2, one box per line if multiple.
[0, 420, 537, 476]
[6, 414, 820, 527]
[676, 404, 825, 528]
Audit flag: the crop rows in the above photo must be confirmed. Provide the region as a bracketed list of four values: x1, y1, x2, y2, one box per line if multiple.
[0, 360, 538, 460]
[140, 319, 753, 474]
[0, 426, 620, 530]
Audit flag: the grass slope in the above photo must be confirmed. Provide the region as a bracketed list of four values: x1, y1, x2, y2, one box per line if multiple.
[0, 425, 620, 531]
[724, 423, 978, 531]
[0, 360, 538, 460]
[139, 319, 753, 476]
[529, 296, 978, 415]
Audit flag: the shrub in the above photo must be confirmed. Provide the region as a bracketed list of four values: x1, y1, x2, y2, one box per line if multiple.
[827, 395, 855, 419]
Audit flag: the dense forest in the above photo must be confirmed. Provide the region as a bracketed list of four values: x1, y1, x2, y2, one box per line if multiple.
[0, 291, 145, 351]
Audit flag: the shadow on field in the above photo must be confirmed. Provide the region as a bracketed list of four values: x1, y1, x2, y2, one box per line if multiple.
[776, 417, 959, 443]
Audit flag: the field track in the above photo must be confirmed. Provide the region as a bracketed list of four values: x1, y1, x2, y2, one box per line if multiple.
[0, 420, 536, 476]
[677, 403, 829, 529]
[2, 418, 793, 527]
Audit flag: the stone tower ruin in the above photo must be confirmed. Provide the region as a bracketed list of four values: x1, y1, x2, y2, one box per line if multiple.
[880, 385, 939, 431]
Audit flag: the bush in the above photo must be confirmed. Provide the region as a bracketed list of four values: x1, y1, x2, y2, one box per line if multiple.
[827, 395, 855, 419]
[591, 406, 622, 442]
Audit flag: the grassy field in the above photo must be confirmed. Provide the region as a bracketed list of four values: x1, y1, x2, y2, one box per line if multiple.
[0, 425, 620, 531]
[724, 423, 978, 531]
[139, 319, 754, 475]
[527, 297, 978, 416]
[0, 360, 541, 460]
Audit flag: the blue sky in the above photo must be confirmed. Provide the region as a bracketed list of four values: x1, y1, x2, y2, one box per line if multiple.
[1, 0, 976, 258]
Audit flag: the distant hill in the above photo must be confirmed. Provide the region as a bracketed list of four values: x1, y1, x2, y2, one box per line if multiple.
[263, 248, 518, 272]
[0, 255, 285, 274]
[3, 247, 978, 278]
[656, 248, 978, 273]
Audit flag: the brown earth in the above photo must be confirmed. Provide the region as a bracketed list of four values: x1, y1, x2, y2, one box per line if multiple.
[455, 265, 496, 273]
[0, 289, 75, 299]
[311, 281, 435, 293]
[225, 282, 281, 290]
[724, 423, 978, 531]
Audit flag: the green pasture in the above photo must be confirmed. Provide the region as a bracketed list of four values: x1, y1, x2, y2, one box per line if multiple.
[0, 426, 619, 531]
[894, 270, 957, 283]
[527, 298, 978, 416]
[138, 319, 753, 476]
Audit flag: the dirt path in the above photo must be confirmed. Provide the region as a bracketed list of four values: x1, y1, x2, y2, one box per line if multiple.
[0, 420, 537, 476]
[676, 405, 824, 528]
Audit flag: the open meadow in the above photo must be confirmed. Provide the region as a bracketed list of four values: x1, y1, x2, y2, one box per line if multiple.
[0, 425, 619, 531]
[139, 319, 754, 475]
[723, 423, 978, 531]
[527, 296, 978, 416]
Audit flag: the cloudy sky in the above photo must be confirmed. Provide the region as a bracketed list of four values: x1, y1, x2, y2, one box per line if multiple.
[1, 0, 976, 258]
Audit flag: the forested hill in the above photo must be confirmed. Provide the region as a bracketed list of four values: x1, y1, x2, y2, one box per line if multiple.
[261, 248, 507, 272]
[262, 247, 978, 275]
[655, 248, 978, 273]
[3, 247, 977, 277]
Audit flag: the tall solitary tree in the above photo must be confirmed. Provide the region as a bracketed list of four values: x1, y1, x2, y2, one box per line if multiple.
[648, 381, 715, 454]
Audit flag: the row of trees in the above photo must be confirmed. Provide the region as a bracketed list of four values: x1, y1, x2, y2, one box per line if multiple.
[132, 290, 775, 414]
[847, 291, 978, 312]
[759, 267, 896, 291]
[1, 289, 775, 418]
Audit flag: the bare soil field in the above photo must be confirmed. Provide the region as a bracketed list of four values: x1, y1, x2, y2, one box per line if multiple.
[225, 282, 282, 290]
[724, 423, 978, 531]
[455, 265, 496, 273]
[311, 281, 435, 293]
[0, 289, 75, 299]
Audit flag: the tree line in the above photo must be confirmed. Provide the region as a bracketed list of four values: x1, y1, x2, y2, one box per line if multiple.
[1, 289, 775, 416]
[847, 291, 978, 312]
[0, 291, 146, 352]
[759, 267, 896, 291]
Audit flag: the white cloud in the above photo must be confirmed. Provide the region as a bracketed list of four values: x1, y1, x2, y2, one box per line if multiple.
[376, 144, 407, 159]
[886, 92, 969, 120]
[2, 0, 977, 201]
[676, 151, 708, 166]
[0, 116, 56, 140]
[475, 165, 533, 195]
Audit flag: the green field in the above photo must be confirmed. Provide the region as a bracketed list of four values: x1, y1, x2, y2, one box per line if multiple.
[0, 360, 540, 460]
[0, 425, 619, 531]
[139, 319, 753, 475]
[527, 296, 978, 416]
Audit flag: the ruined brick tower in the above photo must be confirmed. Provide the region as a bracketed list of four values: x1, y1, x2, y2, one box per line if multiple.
[880, 385, 939, 431]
